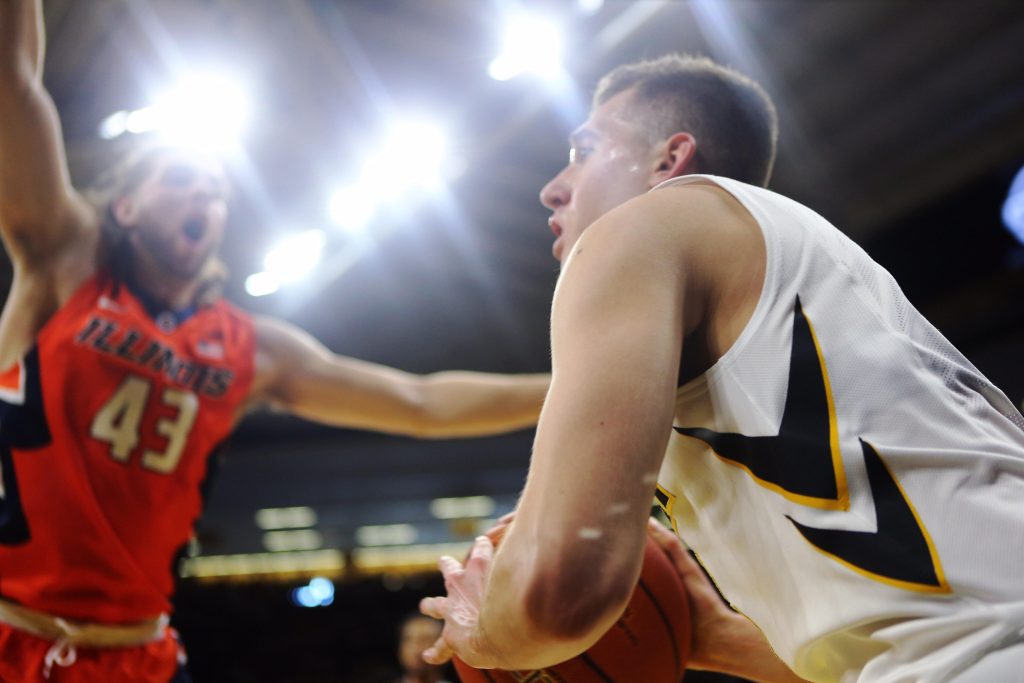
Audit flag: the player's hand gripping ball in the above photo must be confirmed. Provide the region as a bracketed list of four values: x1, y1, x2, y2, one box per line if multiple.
[453, 533, 691, 683]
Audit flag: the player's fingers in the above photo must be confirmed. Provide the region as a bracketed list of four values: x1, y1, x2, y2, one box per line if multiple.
[438, 554, 464, 579]
[422, 635, 454, 665]
[647, 518, 703, 579]
[647, 517, 681, 553]
[647, 525, 726, 614]
[484, 521, 511, 546]
[419, 596, 447, 619]
[483, 511, 515, 544]
[466, 535, 494, 569]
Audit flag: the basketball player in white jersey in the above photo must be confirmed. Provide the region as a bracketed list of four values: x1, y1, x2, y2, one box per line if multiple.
[420, 55, 1024, 682]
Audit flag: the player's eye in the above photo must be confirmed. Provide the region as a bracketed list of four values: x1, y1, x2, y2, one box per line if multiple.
[569, 146, 593, 165]
[206, 182, 228, 202]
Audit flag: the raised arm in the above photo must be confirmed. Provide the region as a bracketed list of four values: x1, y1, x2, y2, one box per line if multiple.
[0, 0, 94, 265]
[1, 0, 42, 77]
[250, 316, 549, 439]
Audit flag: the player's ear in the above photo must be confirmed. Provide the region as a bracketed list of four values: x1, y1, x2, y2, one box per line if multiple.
[111, 196, 137, 228]
[648, 132, 697, 187]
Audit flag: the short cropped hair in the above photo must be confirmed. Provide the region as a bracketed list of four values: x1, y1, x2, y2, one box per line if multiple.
[594, 54, 779, 187]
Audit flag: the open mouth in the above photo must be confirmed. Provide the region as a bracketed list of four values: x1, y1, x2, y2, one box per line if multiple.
[548, 217, 563, 237]
[183, 217, 206, 242]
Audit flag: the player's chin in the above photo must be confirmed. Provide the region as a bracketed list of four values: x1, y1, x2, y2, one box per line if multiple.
[170, 254, 213, 282]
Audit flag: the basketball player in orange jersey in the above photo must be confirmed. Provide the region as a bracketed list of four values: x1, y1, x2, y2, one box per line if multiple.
[0, 2, 547, 681]
[422, 55, 1024, 682]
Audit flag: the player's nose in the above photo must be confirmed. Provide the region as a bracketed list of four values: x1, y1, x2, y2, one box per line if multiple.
[540, 167, 571, 210]
[189, 176, 221, 207]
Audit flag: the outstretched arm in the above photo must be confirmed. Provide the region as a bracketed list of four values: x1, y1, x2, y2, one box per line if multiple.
[250, 315, 549, 439]
[0, 0, 94, 265]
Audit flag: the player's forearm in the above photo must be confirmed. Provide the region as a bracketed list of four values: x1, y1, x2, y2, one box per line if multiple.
[470, 493, 643, 670]
[285, 371, 548, 438]
[0, 0, 44, 80]
[471, 543, 621, 670]
[699, 615, 810, 683]
[0, 0, 87, 252]
[253, 316, 549, 438]
[414, 371, 549, 437]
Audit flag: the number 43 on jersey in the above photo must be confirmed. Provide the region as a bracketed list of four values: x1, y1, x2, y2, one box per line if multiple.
[90, 375, 199, 474]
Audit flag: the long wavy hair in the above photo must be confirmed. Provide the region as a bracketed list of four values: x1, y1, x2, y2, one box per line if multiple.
[83, 144, 229, 304]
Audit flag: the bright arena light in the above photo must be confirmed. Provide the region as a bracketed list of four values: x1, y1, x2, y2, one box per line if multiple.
[157, 73, 250, 150]
[263, 230, 326, 283]
[329, 186, 377, 233]
[98, 110, 129, 139]
[430, 496, 496, 520]
[363, 118, 448, 196]
[489, 15, 564, 81]
[244, 271, 281, 298]
[126, 106, 162, 135]
[1002, 164, 1024, 245]
[291, 576, 335, 608]
[390, 119, 448, 179]
[355, 523, 418, 547]
[262, 529, 324, 553]
[255, 506, 318, 530]
[326, 117, 449, 236]
[97, 71, 250, 151]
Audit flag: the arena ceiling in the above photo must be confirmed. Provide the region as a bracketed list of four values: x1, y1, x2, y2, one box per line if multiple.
[15, 0, 1024, 571]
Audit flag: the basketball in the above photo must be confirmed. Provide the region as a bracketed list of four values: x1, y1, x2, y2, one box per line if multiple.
[453, 534, 691, 683]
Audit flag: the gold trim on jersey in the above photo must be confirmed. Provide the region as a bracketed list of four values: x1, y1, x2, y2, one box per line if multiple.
[794, 443, 951, 594]
[804, 311, 850, 511]
[679, 311, 850, 512]
[654, 483, 679, 534]
[703, 444, 849, 511]
[671, 296, 948, 594]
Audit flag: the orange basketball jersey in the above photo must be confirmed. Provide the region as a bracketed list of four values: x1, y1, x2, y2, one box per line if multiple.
[0, 271, 255, 623]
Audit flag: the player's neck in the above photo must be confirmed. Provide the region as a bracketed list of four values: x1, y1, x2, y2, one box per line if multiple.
[125, 251, 201, 313]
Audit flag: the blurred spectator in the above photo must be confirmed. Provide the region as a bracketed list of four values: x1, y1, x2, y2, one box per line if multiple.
[395, 614, 453, 683]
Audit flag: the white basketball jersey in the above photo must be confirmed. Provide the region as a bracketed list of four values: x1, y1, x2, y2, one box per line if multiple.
[654, 175, 1024, 683]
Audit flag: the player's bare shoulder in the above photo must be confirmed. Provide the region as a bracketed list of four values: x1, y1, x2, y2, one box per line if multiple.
[648, 180, 767, 375]
[648, 181, 764, 268]
[568, 181, 767, 384]
[569, 181, 764, 300]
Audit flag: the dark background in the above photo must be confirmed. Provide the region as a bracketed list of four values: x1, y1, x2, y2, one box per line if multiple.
[13, 0, 1024, 680]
